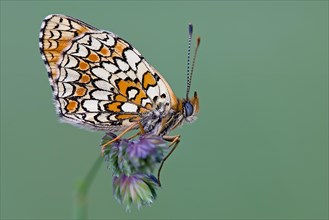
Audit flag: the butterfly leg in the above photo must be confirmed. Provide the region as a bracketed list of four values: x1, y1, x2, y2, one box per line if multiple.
[127, 131, 141, 140]
[127, 121, 145, 140]
[138, 121, 145, 134]
[157, 135, 181, 186]
[101, 121, 145, 152]
[101, 122, 138, 152]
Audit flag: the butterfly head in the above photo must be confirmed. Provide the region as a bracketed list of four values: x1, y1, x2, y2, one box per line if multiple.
[183, 91, 199, 123]
[182, 23, 200, 123]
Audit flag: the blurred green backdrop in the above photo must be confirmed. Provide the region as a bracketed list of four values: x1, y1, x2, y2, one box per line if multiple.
[1, 1, 328, 219]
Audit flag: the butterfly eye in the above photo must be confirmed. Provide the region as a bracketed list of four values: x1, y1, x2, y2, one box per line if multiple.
[184, 102, 194, 117]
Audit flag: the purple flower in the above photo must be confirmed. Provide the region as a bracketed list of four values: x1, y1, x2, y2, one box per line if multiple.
[103, 133, 168, 175]
[101, 132, 168, 210]
[112, 173, 159, 211]
[126, 134, 167, 159]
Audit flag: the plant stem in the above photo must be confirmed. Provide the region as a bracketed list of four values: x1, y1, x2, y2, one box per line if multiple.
[75, 155, 103, 219]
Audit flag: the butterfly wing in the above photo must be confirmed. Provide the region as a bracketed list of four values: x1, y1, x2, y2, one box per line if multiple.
[39, 14, 177, 131]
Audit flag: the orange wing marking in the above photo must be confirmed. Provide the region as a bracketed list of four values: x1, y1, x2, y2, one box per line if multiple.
[116, 114, 140, 121]
[99, 46, 111, 56]
[78, 60, 89, 70]
[75, 86, 87, 97]
[114, 94, 128, 102]
[142, 71, 157, 89]
[66, 100, 78, 113]
[106, 102, 122, 112]
[113, 39, 128, 57]
[87, 52, 100, 62]
[117, 79, 147, 105]
[79, 74, 91, 83]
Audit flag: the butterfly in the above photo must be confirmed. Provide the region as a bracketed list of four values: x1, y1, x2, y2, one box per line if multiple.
[39, 14, 200, 184]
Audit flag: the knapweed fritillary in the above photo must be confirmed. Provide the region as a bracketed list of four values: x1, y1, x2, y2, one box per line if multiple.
[39, 14, 200, 188]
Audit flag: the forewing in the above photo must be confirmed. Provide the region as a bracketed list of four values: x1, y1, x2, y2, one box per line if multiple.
[39, 14, 174, 131]
[39, 14, 97, 87]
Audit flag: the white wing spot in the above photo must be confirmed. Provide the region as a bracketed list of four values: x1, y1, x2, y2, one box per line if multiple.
[64, 69, 81, 82]
[101, 34, 115, 46]
[61, 83, 74, 97]
[39, 31, 45, 39]
[157, 80, 171, 103]
[92, 67, 110, 81]
[146, 86, 158, 100]
[116, 59, 129, 71]
[40, 20, 46, 29]
[72, 44, 89, 57]
[135, 62, 148, 82]
[77, 35, 90, 45]
[96, 113, 111, 122]
[124, 49, 141, 71]
[142, 98, 152, 106]
[58, 68, 66, 81]
[66, 43, 78, 54]
[94, 80, 114, 91]
[103, 62, 118, 73]
[83, 100, 99, 112]
[57, 82, 64, 97]
[109, 115, 117, 121]
[91, 90, 112, 100]
[87, 37, 102, 50]
[64, 55, 78, 68]
[121, 103, 138, 112]
[128, 89, 138, 99]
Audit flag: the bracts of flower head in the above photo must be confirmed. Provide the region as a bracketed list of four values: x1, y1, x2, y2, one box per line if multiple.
[112, 174, 159, 211]
[101, 132, 168, 211]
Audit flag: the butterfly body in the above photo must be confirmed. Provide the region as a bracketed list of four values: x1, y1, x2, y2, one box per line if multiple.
[39, 14, 199, 136]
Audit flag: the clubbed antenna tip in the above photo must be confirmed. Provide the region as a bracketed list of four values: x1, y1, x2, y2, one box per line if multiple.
[197, 36, 201, 46]
[188, 23, 193, 36]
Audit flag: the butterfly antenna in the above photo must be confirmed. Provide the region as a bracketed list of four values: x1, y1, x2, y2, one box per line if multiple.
[189, 36, 201, 91]
[186, 23, 193, 99]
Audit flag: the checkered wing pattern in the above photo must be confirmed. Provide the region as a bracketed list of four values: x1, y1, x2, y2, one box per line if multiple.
[39, 14, 174, 131]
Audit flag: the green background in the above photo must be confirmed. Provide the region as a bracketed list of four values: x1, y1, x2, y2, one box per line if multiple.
[1, 0, 328, 219]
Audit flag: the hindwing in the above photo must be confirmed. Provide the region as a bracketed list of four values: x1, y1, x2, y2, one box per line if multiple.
[40, 14, 176, 131]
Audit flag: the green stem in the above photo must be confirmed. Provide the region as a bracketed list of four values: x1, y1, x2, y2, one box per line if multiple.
[75, 155, 103, 219]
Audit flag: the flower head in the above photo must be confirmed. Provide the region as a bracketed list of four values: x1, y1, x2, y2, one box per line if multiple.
[103, 133, 167, 175]
[101, 132, 168, 211]
[112, 173, 159, 211]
